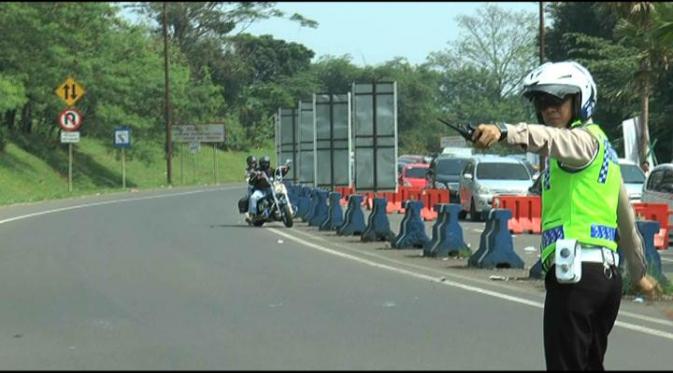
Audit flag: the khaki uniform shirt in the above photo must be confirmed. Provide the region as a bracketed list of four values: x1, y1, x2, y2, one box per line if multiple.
[504, 122, 647, 281]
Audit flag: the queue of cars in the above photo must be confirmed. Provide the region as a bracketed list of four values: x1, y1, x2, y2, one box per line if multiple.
[399, 150, 653, 223]
[400, 151, 536, 221]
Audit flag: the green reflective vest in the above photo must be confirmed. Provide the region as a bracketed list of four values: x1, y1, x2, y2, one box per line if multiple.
[540, 122, 621, 270]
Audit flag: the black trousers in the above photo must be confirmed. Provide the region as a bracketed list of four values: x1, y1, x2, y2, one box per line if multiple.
[544, 262, 622, 371]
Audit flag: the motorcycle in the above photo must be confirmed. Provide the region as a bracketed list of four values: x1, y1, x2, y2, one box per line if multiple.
[244, 161, 294, 228]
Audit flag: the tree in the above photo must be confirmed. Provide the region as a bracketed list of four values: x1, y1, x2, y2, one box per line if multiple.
[131, 2, 317, 80]
[427, 4, 538, 138]
[446, 4, 538, 98]
[602, 2, 673, 164]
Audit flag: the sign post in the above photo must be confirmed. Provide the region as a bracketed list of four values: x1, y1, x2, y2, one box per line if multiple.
[55, 76, 85, 192]
[114, 127, 131, 188]
[57, 109, 83, 193]
[212, 144, 218, 184]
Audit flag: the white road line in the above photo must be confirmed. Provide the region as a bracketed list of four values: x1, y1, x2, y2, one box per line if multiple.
[0, 187, 233, 225]
[289, 228, 673, 327]
[660, 257, 673, 263]
[270, 227, 673, 342]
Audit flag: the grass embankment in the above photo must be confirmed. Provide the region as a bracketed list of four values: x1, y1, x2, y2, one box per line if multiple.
[0, 133, 275, 206]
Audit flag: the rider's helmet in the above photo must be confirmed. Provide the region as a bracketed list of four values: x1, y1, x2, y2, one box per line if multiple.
[259, 155, 271, 171]
[521, 61, 597, 125]
[246, 155, 257, 168]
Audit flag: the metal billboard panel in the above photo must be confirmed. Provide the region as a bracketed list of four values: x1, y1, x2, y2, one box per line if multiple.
[279, 108, 298, 182]
[314, 93, 352, 190]
[352, 81, 398, 191]
[274, 111, 280, 165]
[298, 99, 315, 186]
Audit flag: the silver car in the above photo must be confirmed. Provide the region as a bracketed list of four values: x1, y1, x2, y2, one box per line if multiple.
[459, 155, 534, 221]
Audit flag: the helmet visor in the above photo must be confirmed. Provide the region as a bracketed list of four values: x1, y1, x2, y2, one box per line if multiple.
[522, 84, 580, 101]
[532, 93, 572, 111]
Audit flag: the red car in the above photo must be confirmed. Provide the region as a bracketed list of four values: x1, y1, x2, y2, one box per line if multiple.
[398, 163, 430, 189]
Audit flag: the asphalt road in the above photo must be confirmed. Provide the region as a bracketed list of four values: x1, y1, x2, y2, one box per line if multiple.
[0, 185, 671, 369]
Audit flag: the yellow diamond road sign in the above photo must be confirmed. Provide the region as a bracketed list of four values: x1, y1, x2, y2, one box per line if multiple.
[55, 77, 85, 107]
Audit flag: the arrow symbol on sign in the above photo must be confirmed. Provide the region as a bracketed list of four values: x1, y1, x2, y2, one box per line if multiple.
[65, 112, 76, 125]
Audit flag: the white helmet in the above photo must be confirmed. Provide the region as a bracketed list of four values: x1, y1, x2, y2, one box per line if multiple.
[522, 61, 597, 122]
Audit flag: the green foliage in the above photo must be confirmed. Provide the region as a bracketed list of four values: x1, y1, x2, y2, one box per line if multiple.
[547, 2, 673, 162]
[0, 74, 27, 113]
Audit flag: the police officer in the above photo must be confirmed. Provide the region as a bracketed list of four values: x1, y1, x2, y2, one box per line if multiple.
[469, 61, 661, 370]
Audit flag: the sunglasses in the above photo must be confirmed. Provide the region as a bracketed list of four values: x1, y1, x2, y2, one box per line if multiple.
[532, 94, 570, 110]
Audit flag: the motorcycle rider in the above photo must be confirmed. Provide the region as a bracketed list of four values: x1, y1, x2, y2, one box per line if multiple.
[246, 155, 290, 222]
[244, 155, 258, 194]
[239, 155, 258, 214]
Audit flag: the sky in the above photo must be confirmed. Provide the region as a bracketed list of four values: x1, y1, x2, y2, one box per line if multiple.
[237, 2, 540, 66]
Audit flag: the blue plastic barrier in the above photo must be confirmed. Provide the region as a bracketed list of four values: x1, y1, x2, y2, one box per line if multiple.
[320, 192, 344, 231]
[391, 200, 430, 249]
[308, 190, 329, 227]
[361, 197, 396, 242]
[617, 220, 669, 286]
[337, 194, 366, 236]
[300, 188, 317, 222]
[295, 186, 312, 219]
[529, 259, 543, 279]
[424, 203, 469, 257]
[468, 209, 524, 269]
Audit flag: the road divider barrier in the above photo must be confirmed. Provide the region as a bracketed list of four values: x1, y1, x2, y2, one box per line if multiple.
[295, 186, 313, 220]
[423, 203, 470, 258]
[308, 190, 329, 227]
[617, 220, 670, 288]
[361, 197, 396, 242]
[420, 189, 450, 221]
[320, 192, 344, 231]
[335, 186, 355, 207]
[529, 259, 543, 279]
[391, 200, 430, 249]
[468, 209, 524, 269]
[492, 195, 541, 234]
[300, 188, 317, 222]
[631, 202, 670, 249]
[337, 194, 366, 236]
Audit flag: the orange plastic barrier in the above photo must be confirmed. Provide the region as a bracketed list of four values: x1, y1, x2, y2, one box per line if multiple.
[334, 186, 355, 207]
[492, 195, 541, 234]
[376, 191, 399, 214]
[419, 189, 450, 221]
[400, 189, 424, 214]
[631, 202, 670, 250]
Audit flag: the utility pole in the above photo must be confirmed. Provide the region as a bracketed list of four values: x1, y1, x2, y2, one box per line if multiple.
[163, 2, 173, 185]
[538, 1, 546, 173]
[539, 2, 545, 65]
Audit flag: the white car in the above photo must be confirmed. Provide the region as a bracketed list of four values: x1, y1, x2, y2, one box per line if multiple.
[618, 158, 646, 202]
[459, 155, 534, 221]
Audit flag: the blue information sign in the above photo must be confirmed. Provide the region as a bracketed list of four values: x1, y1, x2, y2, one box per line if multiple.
[114, 126, 131, 148]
